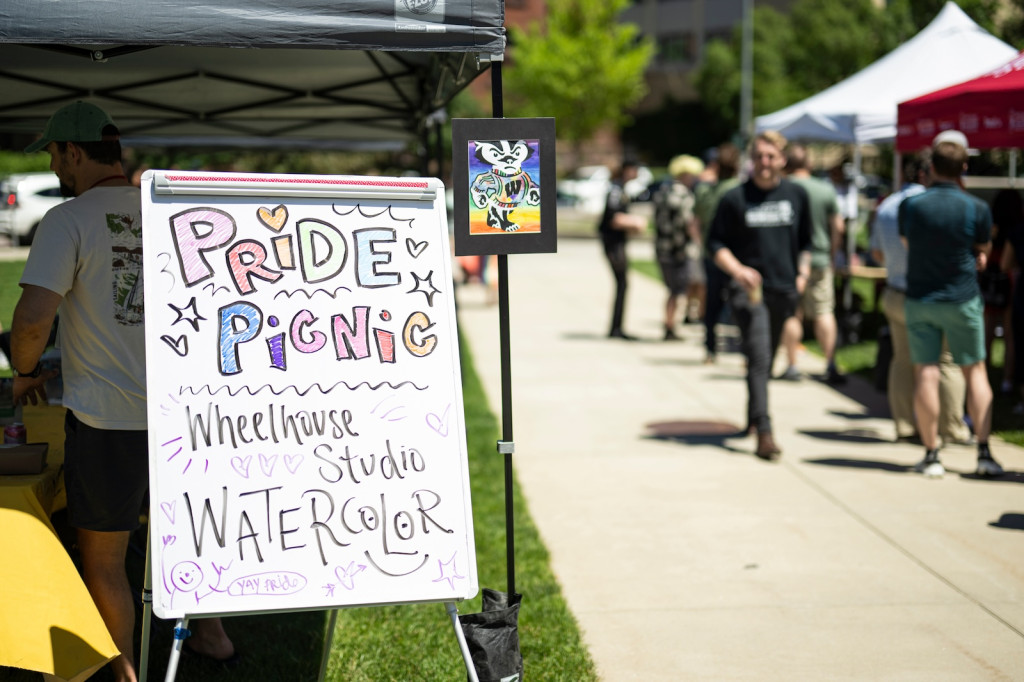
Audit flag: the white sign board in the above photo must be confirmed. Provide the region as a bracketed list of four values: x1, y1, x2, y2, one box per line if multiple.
[141, 171, 477, 619]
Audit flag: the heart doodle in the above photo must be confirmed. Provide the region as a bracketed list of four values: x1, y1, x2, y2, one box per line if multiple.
[284, 454, 304, 473]
[160, 500, 176, 524]
[230, 455, 252, 478]
[334, 562, 366, 590]
[259, 453, 278, 477]
[162, 535, 176, 547]
[160, 334, 188, 357]
[257, 204, 289, 232]
[425, 404, 451, 437]
[406, 238, 428, 258]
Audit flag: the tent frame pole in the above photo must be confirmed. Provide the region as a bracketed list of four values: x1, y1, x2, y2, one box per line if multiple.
[489, 60, 516, 599]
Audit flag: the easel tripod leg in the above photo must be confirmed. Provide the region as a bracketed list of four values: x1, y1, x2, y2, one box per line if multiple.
[446, 602, 480, 682]
[164, 617, 189, 682]
[139, 524, 153, 682]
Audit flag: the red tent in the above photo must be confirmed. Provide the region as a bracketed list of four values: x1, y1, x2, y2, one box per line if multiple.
[897, 51, 1024, 151]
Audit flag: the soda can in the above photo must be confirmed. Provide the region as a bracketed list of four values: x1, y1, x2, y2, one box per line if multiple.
[4, 422, 26, 445]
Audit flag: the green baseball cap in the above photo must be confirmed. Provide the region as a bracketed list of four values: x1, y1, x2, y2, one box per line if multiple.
[25, 101, 118, 154]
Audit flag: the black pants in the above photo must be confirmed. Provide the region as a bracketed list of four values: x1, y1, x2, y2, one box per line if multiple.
[603, 238, 628, 334]
[731, 285, 799, 433]
[704, 257, 726, 355]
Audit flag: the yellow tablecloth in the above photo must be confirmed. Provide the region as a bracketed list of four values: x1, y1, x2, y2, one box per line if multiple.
[0, 405, 119, 681]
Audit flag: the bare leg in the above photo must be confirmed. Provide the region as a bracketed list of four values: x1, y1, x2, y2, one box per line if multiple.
[687, 282, 706, 320]
[188, 618, 236, 660]
[961, 360, 993, 444]
[781, 315, 802, 369]
[814, 313, 838, 365]
[78, 529, 138, 682]
[913, 363, 941, 451]
[664, 294, 678, 332]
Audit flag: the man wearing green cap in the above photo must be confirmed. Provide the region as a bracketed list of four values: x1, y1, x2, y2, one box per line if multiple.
[11, 101, 235, 681]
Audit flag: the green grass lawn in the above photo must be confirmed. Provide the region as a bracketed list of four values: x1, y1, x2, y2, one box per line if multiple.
[633, 259, 1024, 447]
[0, 258, 596, 681]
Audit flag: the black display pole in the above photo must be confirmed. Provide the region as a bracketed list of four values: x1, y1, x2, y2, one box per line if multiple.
[489, 60, 516, 598]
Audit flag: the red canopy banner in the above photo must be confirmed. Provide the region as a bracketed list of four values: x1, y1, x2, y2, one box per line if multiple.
[897, 51, 1024, 151]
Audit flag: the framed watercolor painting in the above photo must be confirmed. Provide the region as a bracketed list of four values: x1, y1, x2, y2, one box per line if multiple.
[452, 118, 556, 256]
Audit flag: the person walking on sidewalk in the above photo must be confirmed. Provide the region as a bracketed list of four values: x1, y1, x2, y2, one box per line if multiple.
[707, 130, 813, 459]
[870, 149, 973, 447]
[11, 101, 236, 681]
[599, 158, 648, 340]
[778, 143, 846, 384]
[899, 130, 1004, 478]
[695, 142, 741, 363]
[652, 154, 702, 340]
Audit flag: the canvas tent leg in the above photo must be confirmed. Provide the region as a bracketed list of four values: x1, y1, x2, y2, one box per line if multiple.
[489, 58, 517, 598]
[447, 602, 481, 682]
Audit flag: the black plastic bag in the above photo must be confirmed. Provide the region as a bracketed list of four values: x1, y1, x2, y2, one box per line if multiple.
[458, 589, 523, 682]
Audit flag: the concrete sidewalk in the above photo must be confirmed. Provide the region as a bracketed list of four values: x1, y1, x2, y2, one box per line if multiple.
[455, 237, 1024, 681]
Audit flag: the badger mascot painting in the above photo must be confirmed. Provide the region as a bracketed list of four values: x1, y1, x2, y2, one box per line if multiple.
[469, 139, 541, 233]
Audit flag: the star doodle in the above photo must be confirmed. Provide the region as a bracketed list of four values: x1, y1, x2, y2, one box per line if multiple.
[431, 553, 466, 590]
[408, 270, 442, 306]
[169, 296, 206, 331]
[323, 583, 337, 597]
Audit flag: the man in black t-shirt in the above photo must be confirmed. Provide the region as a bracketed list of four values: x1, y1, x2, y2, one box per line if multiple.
[599, 159, 647, 339]
[707, 130, 813, 459]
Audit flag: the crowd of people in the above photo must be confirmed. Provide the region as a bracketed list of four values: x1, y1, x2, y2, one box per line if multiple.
[598, 128, 1008, 477]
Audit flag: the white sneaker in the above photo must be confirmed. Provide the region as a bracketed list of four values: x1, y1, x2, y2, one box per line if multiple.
[913, 452, 944, 478]
[976, 456, 1004, 477]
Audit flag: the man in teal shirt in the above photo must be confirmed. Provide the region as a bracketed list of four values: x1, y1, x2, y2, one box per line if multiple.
[899, 130, 1003, 478]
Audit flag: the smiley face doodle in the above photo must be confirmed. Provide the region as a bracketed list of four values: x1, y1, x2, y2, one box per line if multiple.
[470, 139, 541, 233]
[170, 561, 204, 592]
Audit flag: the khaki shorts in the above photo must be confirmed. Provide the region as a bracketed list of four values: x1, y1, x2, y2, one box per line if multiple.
[799, 266, 835, 318]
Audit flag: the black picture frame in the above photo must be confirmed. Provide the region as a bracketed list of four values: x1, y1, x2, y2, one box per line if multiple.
[452, 117, 557, 256]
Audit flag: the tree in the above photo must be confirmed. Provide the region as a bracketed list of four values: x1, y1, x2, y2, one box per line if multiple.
[691, 0, 1006, 137]
[999, 0, 1024, 47]
[503, 0, 654, 168]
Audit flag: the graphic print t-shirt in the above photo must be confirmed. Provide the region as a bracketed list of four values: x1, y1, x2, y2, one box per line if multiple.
[21, 185, 147, 429]
[707, 178, 813, 291]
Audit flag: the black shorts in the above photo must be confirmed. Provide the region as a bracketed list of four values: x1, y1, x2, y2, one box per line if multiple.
[64, 410, 149, 532]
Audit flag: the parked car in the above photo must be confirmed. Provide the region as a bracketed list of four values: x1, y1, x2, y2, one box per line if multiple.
[556, 164, 653, 214]
[0, 172, 67, 245]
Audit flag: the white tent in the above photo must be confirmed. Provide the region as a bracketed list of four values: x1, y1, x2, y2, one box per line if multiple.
[755, 2, 1016, 144]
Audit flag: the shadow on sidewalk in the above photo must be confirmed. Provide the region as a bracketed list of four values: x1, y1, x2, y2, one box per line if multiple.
[804, 457, 1024, 483]
[798, 428, 891, 444]
[803, 457, 911, 473]
[989, 513, 1024, 530]
[643, 419, 752, 455]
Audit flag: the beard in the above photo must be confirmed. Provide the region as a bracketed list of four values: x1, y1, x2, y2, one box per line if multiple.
[59, 181, 75, 198]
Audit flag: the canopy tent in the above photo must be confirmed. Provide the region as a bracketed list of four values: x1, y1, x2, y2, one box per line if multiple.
[754, 2, 1016, 144]
[897, 51, 1024, 151]
[0, 0, 506, 150]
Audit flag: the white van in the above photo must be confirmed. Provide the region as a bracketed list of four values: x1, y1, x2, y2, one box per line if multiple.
[0, 172, 66, 245]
